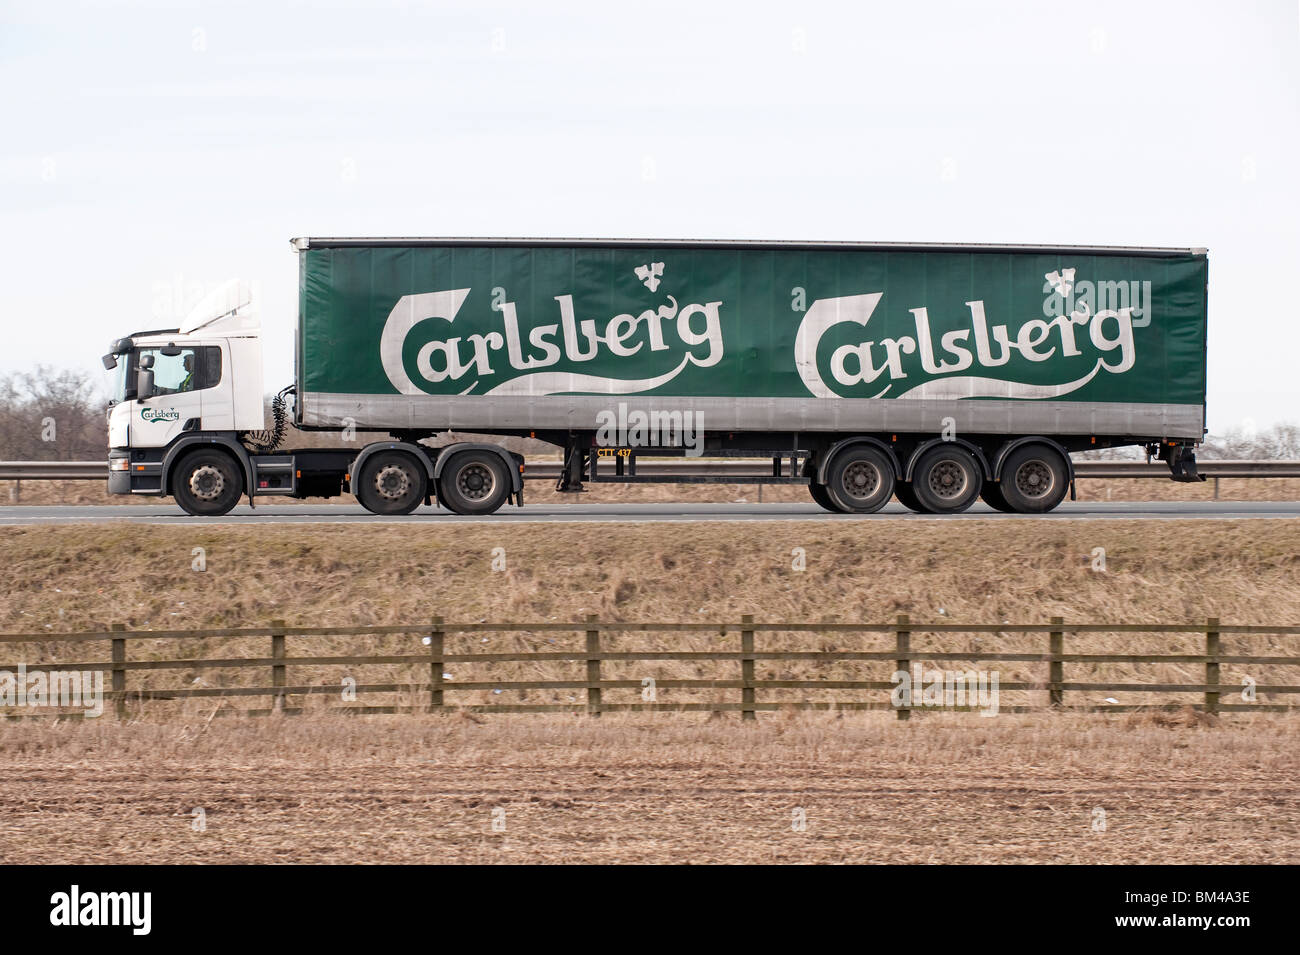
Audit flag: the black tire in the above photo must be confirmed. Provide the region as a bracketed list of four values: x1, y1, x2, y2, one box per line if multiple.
[172, 449, 244, 517]
[894, 481, 930, 513]
[980, 481, 1018, 513]
[808, 481, 840, 512]
[912, 444, 982, 514]
[825, 445, 895, 514]
[356, 451, 425, 516]
[437, 450, 510, 515]
[998, 443, 1069, 513]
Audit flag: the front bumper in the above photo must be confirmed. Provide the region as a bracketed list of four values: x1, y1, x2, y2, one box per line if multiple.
[108, 450, 163, 495]
[108, 453, 130, 494]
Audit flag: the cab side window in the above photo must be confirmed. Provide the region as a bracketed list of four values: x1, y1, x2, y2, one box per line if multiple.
[192, 346, 222, 390]
[141, 346, 222, 395]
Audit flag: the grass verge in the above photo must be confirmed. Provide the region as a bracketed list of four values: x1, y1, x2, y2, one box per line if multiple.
[1, 520, 1297, 712]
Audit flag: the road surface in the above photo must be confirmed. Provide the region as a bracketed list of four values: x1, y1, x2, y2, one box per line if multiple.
[1, 501, 1298, 525]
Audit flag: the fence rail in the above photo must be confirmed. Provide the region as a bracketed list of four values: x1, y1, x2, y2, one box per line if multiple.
[2, 617, 1297, 720]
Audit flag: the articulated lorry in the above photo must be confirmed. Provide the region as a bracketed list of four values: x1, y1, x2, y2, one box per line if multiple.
[103, 238, 1208, 517]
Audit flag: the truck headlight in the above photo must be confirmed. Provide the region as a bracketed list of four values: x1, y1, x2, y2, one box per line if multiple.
[109, 458, 129, 471]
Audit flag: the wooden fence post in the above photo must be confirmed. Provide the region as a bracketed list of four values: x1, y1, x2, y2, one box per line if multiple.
[895, 613, 910, 721]
[271, 619, 286, 713]
[741, 614, 755, 721]
[110, 622, 126, 720]
[429, 616, 444, 711]
[1205, 617, 1220, 715]
[1049, 616, 1064, 707]
[586, 614, 601, 716]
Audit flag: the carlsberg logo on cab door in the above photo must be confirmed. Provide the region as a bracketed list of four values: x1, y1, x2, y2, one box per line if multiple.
[378, 263, 1145, 400]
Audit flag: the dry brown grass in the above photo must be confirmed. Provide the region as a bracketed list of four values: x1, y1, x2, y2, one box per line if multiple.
[6, 475, 1300, 505]
[0, 712, 1295, 863]
[4, 519, 1297, 629]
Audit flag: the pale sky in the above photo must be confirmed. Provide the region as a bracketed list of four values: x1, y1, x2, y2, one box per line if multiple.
[1, 0, 1297, 433]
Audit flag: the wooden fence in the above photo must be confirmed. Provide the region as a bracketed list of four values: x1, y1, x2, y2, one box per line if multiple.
[1, 616, 1298, 719]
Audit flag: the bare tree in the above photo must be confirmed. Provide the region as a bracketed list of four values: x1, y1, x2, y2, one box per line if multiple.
[1201, 423, 1300, 460]
[0, 367, 106, 460]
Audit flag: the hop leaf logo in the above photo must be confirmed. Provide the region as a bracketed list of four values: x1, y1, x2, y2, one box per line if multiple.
[635, 262, 665, 292]
[1045, 268, 1075, 297]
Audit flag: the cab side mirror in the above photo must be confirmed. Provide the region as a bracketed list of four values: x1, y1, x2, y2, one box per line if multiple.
[136, 353, 155, 400]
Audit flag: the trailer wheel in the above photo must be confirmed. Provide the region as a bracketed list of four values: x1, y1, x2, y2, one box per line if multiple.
[826, 446, 895, 514]
[894, 481, 931, 514]
[808, 481, 839, 512]
[356, 451, 425, 516]
[912, 444, 981, 513]
[172, 448, 244, 517]
[437, 450, 509, 515]
[998, 444, 1069, 513]
[979, 481, 1018, 513]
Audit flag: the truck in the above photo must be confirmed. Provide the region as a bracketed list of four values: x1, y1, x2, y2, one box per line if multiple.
[103, 237, 1208, 517]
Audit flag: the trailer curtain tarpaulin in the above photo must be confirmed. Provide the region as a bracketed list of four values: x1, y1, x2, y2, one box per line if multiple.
[295, 240, 1207, 439]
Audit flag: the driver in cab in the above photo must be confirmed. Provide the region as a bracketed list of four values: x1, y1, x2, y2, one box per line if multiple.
[155, 353, 196, 396]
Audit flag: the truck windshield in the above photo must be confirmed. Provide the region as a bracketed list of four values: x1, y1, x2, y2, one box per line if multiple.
[106, 351, 135, 403]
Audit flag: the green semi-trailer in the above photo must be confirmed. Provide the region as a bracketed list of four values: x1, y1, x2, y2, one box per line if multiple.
[103, 237, 1208, 516]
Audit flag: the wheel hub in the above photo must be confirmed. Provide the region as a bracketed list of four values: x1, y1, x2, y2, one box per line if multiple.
[842, 461, 880, 500]
[189, 465, 225, 501]
[1016, 460, 1053, 498]
[928, 460, 968, 499]
[374, 464, 411, 501]
[457, 463, 494, 501]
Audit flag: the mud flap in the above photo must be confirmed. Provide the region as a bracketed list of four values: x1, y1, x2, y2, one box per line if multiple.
[1166, 446, 1206, 483]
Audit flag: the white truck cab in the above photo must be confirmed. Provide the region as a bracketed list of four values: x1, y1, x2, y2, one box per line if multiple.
[104, 281, 266, 507]
[102, 277, 524, 517]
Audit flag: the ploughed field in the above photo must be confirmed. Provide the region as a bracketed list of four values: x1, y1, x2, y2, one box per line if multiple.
[1, 714, 1295, 864]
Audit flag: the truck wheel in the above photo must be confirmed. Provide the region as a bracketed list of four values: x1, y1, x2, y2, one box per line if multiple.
[998, 444, 1069, 513]
[826, 446, 894, 513]
[438, 450, 509, 515]
[894, 481, 931, 513]
[808, 482, 839, 512]
[912, 444, 981, 513]
[172, 449, 244, 517]
[980, 481, 1018, 513]
[356, 451, 425, 516]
